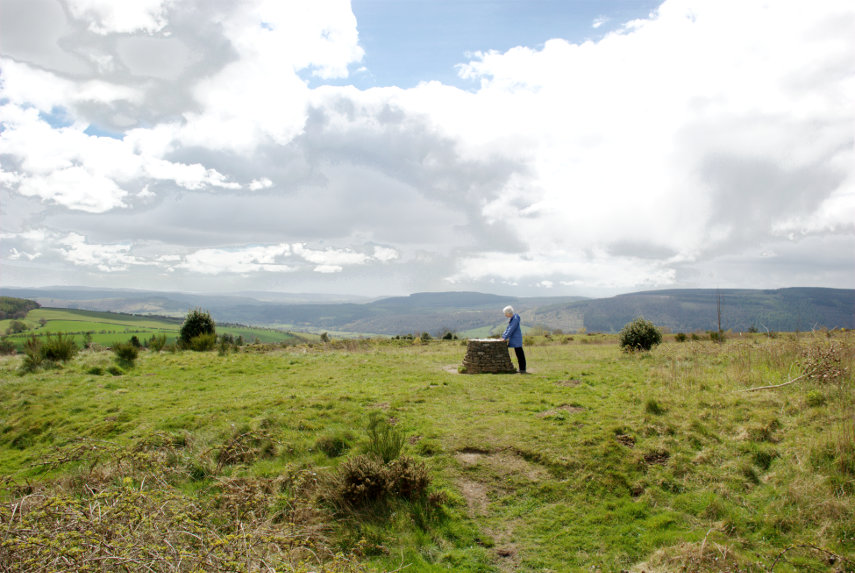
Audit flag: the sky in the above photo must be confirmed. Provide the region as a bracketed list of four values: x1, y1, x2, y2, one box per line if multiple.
[0, 0, 853, 299]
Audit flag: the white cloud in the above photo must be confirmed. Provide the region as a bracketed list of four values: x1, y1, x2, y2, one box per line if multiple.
[179, 0, 364, 153]
[175, 244, 294, 275]
[406, 0, 855, 288]
[372, 246, 399, 262]
[58, 233, 146, 272]
[65, 0, 171, 35]
[1, 0, 852, 296]
[0, 103, 241, 212]
[313, 265, 343, 273]
[249, 177, 273, 191]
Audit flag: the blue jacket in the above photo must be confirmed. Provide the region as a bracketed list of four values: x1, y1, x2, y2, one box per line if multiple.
[502, 313, 523, 348]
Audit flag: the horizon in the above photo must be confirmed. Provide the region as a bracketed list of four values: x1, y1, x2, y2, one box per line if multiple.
[1, 0, 853, 297]
[3, 283, 852, 304]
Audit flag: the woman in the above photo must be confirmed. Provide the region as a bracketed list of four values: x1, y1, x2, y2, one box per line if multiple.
[501, 305, 527, 374]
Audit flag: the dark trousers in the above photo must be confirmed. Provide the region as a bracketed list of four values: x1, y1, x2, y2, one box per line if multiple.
[513, 346, 526, 372]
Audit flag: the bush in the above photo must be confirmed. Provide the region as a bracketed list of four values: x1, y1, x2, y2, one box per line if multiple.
[179, 308, 216, 346]
[5, 320, 28, 335]
[674, 332, 687, 343]
[20, 336, 44, 373]
[709, 330, 726, 343]
[147, 334, 167, 352]
[387, 456, 430, 500]
[189, 333, 217, 352]
[619, 318, 662, 352]
[0, 338, 16, 355]
[333, 454, 430, 508]
[113, 342, 139, 367]
[337, 455, 390, 506]
[42, 332, 78, 362]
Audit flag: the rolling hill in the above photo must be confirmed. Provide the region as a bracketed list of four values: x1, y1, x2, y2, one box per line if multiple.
[1, 286, 852, 335]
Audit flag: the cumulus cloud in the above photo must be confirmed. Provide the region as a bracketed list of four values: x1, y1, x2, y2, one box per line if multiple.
[65, 0, 171, 35]
[1, 0, 852, 296]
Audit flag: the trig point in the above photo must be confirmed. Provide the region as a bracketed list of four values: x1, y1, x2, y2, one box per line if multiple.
[461, 338, 516, 374]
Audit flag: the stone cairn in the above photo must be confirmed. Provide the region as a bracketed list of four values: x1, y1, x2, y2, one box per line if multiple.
[461, 338, 516, 374]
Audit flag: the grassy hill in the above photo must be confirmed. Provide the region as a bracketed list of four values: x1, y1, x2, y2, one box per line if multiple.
[0, 332, 853, 571]
[0, 307, 304, 350]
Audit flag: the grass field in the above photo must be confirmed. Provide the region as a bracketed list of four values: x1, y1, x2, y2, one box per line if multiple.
[0, 307, 304, 349]
[0, 331, 853, 572]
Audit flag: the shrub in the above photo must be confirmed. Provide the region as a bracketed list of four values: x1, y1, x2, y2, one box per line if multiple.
[0, 338, 16, 355]
[619, 318, 662, 352]
[147, 334, 167, 352]
[5, 320, 28, 335]
[179, 308, 216, 346]
[20, 336, 44, 373]
[365, 412, 405, 463]
[337, 455, 390, 506]
[189, 333, 217, 352]
[113, 342, 139, 367]
[674, 332, 687, 343]
[387, 456, 430, 500]
[42, 332, 78, 362]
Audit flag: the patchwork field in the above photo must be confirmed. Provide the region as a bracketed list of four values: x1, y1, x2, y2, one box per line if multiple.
[0, 331, 853, 571]
[0, 307, 304, 349]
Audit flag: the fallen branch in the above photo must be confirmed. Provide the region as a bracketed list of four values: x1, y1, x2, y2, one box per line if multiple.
[742, 372, 808, 392]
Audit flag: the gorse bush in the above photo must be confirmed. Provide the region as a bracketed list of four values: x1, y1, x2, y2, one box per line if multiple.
[147, 333, 167, 352]
[113, 342, 139, 367]
[42, 332, 78, 362]
[19, 333, 77, 373]
[332, 454, 430, 508]
[619, 317, 662, 352]
[179, 308, 216, 346]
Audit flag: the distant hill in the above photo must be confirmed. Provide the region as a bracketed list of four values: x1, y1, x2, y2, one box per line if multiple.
[565, 288, 854, 333]
[1, 286, 851, 335]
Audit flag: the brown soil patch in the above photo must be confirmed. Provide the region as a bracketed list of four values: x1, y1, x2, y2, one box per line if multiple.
[457, 478, 489, 516]
[555, 379, 583, 387]
[616, 434, 636, 447]
[537, 404, 585, 418]
[643, 449, 671, 465]
[455, 449, 550, 482]
[493, 543, 521, 573]
[454, 448, 543, 572]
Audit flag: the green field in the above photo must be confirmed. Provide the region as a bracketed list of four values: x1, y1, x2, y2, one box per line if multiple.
[1, 332, 853, 571]
[0, 307, 304, 349]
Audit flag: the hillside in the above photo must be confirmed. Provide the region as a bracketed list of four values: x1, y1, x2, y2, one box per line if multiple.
[1, 286, 852, 335]
[569, 288, 855, 333]
[0, 307, 304, 350]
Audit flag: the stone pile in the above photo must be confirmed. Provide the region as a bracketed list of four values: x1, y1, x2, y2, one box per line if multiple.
[461, 338, 516, 374]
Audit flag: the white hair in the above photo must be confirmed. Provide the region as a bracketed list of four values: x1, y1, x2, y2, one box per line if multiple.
[503, 305, 514, 314]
